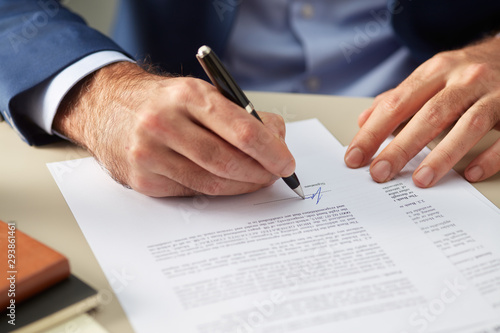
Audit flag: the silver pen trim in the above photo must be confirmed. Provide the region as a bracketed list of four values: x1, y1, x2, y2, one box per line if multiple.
[245, 103, 255, 114]
[197, 45, 211, 58]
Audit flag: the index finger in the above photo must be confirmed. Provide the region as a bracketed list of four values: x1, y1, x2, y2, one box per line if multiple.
[345, 57, 450, 169]
[192, 83, 296, 178]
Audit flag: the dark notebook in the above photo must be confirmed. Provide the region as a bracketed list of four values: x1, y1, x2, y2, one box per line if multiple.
[0, 275, 100, 333]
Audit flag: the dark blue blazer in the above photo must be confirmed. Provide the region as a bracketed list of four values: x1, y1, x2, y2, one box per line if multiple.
[1, 0, 499, 145]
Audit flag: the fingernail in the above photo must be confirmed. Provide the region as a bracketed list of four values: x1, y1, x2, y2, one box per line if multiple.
[466, 165, 484, 182]
[414, 166, 435, 187]
[345, 147, 364, 168]
[371, 160, 392, 182]
[281, 159, 296, 177]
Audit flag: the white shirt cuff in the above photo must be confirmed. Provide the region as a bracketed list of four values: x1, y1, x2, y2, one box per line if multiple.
[26, 51, 134, 135]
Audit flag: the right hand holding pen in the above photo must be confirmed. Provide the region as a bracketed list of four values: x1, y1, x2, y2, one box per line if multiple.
[53, 62, 296, 197]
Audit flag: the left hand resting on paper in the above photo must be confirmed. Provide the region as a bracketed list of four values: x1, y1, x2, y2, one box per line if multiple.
[345, 35, 500, 187]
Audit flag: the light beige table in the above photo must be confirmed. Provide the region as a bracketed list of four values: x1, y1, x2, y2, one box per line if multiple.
[1, 92, 498, 332]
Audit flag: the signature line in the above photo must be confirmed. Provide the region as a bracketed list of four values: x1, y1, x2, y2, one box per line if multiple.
[253, 187, 330, 206]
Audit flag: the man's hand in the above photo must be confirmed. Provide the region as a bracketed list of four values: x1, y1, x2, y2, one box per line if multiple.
[54, 62, 296, 197]
[345, 36, 500, 187]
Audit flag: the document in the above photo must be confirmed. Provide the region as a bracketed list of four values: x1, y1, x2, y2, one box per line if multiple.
[48, 119, 500, 333]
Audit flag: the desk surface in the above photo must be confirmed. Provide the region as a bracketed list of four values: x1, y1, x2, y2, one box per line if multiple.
[1, 92, 498, 332]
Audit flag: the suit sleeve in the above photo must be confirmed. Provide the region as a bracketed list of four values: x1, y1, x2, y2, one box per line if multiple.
[0, 0, 130, 145]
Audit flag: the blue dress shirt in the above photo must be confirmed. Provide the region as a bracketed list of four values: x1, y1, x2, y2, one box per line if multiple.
[223, 0, 419, 96]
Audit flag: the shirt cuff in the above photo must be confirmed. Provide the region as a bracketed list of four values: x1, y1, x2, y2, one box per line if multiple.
[25, 51, 134, 135]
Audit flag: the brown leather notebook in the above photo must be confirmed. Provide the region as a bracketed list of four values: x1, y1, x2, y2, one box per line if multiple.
[0, 220, 70, 309]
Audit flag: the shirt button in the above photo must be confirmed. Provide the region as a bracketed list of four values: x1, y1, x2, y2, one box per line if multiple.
[306, 77, 321, 92]
[301, 3, 314, 19]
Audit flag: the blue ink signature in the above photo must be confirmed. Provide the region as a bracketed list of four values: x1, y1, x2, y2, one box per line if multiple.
[310, 187, 323, 204]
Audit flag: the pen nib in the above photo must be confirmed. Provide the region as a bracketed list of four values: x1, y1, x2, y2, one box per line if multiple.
[294, 186, 305, 199]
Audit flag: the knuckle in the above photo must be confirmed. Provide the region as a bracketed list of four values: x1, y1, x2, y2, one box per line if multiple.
[422, 105, 445, 129]
[257, 127, 275, 145]
[405, 74, 426, 92]
[168, 78, 202, 109]
[417, 52, 455, 80]
[460, 63, 490, 86]
[219, 157, 240, 177]
[444, 88, 466, 110]
[127, 143, 149, 167]
[373, 89, 391, 103]
[172, 78, 196, 97]
[378, 93, 403, 118]
[136, 104, 181, 140]
[465, 109, 493, 135]
[491, 149, 500, 163]
[434, 148, 455, 166]
[233, 119, 259, 149]
[203, 102, 218, 117]
[200, 148, 240, 177]
[128, 173, 153, 195]
[429, 51, 455, 70]
[200, 179, 226, 196]
[360, 125, 384, 146]
[268, 111, 285, 124]
[389, 141, 413, 164]
[264, 112, 286, 132]
[136, 107, 168, 136]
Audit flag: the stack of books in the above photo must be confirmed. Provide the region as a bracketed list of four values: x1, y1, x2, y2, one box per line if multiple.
[0, 220, 101, 332]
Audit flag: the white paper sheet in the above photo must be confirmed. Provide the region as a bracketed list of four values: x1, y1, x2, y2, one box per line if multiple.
[48, 119, 500, 333]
